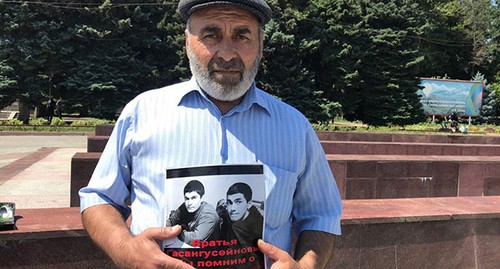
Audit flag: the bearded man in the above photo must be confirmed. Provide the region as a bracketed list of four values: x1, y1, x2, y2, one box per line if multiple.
[79, 1, 342, 268]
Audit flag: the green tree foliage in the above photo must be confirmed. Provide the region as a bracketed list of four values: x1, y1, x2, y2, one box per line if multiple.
[306, 0, 426, 126]
[0, 1, 69, 122]
[258, 0, 335, 122]
[57, 0, 186, 119]
[0, 0, 499, 125]
[0, 0, 186, 120]
[0, 61, 16, 108]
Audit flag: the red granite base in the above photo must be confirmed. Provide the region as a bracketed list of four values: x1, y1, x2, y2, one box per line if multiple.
[331, 218, 500, 269]
[329, 155, 500, 199]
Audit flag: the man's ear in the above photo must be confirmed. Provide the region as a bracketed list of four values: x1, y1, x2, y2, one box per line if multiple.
[185, 29, 190, 60]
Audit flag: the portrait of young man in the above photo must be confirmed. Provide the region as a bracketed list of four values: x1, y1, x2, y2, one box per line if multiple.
[165, 180, 220, 245]
[221, 182, 265, 268]
[79, 1, 342, 268]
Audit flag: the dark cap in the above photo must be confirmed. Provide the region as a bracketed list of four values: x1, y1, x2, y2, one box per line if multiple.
[178, 0, 272, 25]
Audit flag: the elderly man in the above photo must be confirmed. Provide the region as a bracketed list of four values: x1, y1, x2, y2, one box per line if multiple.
[79, 0, 342, 268]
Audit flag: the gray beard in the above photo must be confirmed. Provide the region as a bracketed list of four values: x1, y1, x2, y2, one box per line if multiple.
[187, 44, 261, 102]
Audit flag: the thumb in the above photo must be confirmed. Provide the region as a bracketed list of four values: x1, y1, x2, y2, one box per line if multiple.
[258, 239, 285, 261]
[145, 225, 183, 241]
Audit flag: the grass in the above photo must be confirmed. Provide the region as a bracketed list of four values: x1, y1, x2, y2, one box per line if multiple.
[2, 117, 499, 135]
[0, 117, 114, 133]
[312, 118, 500, 135]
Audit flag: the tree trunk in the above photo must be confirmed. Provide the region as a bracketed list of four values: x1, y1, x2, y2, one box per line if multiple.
[17, 99, 30, 124]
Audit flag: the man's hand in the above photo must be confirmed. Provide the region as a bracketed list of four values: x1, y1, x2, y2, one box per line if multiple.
[112, 226, 194, 269]
[258, 240, 314, 269]
[82, 204, 194, 269]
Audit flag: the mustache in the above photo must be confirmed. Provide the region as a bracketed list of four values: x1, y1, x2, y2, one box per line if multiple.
[208, 57, 244, 72]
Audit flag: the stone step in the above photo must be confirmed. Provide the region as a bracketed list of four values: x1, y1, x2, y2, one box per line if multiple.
[70, 152, 500, 206]
[87, 135, 109, 152]
[3, 196, 499, 268]
[328, 154, 500, 199]
[321, 140, 500, 156]
[70, 152, 101, 207]
[86, 135, 500, 155]
[90, 127, 500, 145]
[335, 196, 500, 268]
[95, 124, 115, 136]
[317, 131, 500, 144]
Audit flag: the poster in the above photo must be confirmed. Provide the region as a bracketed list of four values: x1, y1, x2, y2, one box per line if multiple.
[163, 164, 266, 269]
[417, 78, 484, 116]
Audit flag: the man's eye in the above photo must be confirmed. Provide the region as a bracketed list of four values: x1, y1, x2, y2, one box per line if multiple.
[203, 34, 218, 40]
[236, 35, 249, 41]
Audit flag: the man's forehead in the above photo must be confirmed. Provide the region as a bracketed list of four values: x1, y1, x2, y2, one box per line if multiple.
[227, 193, 245, 200]
[185, 191, 200, 197]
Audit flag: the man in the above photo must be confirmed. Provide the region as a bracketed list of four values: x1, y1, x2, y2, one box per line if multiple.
[56, 97, 63, 119]
[79, 0, 342, 268]
[222, 182, 264, 268]
[46, 97, 55, 125]
[223, 182, 263, 247]
[165, 180, 220, 245]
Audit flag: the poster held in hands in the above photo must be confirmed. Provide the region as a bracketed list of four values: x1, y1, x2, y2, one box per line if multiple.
[163, 164, 266, 269]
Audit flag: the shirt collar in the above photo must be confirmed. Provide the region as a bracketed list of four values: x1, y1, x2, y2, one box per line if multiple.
[177, 76, 271, 116]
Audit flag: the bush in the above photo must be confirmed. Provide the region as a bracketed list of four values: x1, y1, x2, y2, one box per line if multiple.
[71, 118, 114, 126]
[50, 117, 67, 126]
[29, 117, 48, 125]
[5, 119, 24, 125]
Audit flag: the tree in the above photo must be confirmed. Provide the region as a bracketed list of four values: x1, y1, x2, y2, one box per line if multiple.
[312, 0, 425, 126]
[0, 1, 70, 122]
[0, 61, 16, 108]
[258, 0, 333, 122]
[60, 0, 186, 119]
[460, 0, 495, 74]
[0, 0, 187, 120]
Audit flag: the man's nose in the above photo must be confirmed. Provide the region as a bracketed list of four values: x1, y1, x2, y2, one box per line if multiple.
[217, 38, 237, 62]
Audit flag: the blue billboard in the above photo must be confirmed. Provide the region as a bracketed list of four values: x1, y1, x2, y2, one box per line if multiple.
[417, 78, 484, 116]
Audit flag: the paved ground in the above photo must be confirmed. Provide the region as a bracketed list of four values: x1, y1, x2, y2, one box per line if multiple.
[0, 134, 87, 209]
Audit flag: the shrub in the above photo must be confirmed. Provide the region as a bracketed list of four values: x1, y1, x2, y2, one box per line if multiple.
[71, 118, 114, 126]
[5, 119, 24, 125]
[50, 117, 67, 126]
[29, 118, 48, 125]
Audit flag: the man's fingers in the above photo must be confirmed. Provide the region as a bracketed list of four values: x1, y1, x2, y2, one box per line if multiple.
[160, 256, 195, 269]
[144, 225, 183, 241]
[258, 239, 286, 261]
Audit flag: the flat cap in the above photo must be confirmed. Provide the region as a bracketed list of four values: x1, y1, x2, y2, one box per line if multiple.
[178, 0, 272, 25]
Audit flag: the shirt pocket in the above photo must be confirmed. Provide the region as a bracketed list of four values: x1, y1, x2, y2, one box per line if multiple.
[263, 164, 298, 228]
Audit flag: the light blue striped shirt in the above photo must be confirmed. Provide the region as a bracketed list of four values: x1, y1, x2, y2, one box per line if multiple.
[79, 77, 342, 256]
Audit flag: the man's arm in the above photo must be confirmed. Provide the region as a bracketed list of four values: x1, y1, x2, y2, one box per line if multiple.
[258, 230, 335, 269]
[181, 207, 219, 244]
[82, 204, 194, 269]
[294, 230, 336, 268]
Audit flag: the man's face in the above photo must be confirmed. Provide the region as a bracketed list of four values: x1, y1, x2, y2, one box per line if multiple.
[184, 191, 202, 213]
[227, 193, 250, 222]
[186, 6, 263, 101]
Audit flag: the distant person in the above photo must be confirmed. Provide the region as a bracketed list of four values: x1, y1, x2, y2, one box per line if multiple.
[439, 115, 448, 129]
[449, 112, 459, 132]
[165, 180, 220, 245]
[46, 97, 55, 124]
[56, 97, 63, 119]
